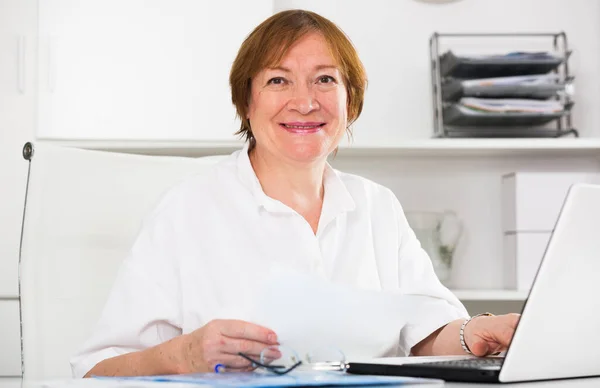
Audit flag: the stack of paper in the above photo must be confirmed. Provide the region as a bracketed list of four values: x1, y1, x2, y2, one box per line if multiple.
[468, 51, 561, 61]
[459, 97, 563, 114]
[461, 74, 560, 88]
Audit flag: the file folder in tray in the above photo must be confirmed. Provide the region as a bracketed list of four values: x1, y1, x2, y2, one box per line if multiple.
[442, 76, 567, 101]
[442, 126, 573, 138]
[442, 104, 568, 127]
[439, 50, 565, 79]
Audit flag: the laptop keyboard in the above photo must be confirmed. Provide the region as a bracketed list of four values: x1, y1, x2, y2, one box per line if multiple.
[416, 357, 504, 370]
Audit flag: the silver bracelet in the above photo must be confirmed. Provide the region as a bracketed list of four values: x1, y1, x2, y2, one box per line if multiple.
[460, 312, 493, 355]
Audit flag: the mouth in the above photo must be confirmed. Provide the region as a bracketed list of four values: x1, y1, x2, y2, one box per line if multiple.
[280, 122, 326, 134]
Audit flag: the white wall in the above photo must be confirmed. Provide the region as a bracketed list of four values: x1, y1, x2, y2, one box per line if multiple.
[329, 154, 600, 290]
[34, 0, 600, 142]
[275, 0, 600, 143]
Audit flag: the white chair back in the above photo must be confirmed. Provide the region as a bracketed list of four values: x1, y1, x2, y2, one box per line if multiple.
[18, 142, 225, 380]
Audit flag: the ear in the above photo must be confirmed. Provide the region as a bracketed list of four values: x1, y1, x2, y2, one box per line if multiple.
[246, 101, 253, 120]
[246, 100, 252, 120]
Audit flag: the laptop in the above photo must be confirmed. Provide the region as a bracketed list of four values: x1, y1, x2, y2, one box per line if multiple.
[347, 183, 600, 383]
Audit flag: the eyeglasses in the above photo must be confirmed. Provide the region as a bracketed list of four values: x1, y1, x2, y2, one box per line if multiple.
[238, 345, 348, 375]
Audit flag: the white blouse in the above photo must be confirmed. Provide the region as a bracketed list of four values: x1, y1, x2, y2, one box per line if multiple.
[70, 145, 468, 377]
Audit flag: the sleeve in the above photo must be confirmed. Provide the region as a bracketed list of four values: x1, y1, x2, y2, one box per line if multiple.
[390, 192, 469, 356]
[69, 209, 183, 378]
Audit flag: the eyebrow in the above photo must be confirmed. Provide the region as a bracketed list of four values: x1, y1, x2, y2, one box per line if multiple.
[267, 65, 339, 72]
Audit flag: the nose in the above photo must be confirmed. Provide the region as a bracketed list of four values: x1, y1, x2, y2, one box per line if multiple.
[287, 84, 320, 114]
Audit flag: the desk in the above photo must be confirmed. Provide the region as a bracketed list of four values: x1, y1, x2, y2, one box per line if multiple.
[4, 377, 600, 388]
[447, 378, 600, 388]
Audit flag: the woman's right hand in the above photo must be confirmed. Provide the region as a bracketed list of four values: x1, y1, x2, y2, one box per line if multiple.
[177, 319, 280, 373]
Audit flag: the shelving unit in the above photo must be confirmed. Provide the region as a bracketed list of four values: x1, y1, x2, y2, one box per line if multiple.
[35, 137, 600, 300]
[338, 138, 600, 156]
[38, 137, 600, 157]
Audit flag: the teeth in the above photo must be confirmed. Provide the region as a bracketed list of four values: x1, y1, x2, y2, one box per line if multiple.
[284, 124, 320, 129]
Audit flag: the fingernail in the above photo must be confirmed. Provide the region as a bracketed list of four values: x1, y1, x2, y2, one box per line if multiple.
[268, 333, 277, 343]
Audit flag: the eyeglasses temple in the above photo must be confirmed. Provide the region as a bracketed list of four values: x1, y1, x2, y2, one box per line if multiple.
[238, 352, 303, 375]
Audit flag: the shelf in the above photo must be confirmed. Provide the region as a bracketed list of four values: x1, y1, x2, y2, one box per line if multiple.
[34, 137, 600, 158]
[35, 138, 245, 157]
[451, 289, 528, 301]
[336, 138, 600, 157]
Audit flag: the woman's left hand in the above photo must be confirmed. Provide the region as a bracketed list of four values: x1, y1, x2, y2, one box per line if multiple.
[463, 313, 521, 357]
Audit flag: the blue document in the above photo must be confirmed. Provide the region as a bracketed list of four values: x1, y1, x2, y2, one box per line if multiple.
[95, 371, 443, 387]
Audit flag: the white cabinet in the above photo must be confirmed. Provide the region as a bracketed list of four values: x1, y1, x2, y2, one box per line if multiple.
[1, 0, 36, 376]
[0, 300, 21, 376]
[37, 0, 273, 141]
[0, 0, 37, 298]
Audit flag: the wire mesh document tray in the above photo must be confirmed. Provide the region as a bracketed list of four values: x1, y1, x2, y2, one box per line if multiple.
[430, 32, 577, 138]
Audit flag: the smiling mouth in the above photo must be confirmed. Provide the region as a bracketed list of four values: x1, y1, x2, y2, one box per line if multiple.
[280, 122, 326, 133]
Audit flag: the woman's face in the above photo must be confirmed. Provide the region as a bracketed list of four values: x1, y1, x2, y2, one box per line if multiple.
[247, 32, 348, 164]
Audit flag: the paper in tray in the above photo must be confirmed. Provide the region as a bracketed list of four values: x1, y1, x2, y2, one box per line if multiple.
[442, 104, 566, 127]
[441, 126, 576, 138]
[442, 78, 565, 101]
[439, 50, 565, 79]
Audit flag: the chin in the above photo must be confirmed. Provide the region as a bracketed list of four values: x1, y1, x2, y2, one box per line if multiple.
[283, 142, 332, 163]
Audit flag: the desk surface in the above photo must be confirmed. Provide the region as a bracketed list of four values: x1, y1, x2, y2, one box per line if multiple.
[4, 376, 600, 388]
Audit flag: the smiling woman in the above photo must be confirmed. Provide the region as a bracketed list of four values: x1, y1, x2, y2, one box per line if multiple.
[229, 10, 367, 156]
[247, 33, 347, 165]
[70, 9, 519, 379]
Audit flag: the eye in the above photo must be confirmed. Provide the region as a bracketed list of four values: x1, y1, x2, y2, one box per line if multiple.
[317, 75, 336, 84]
[267, 77, 286, 85]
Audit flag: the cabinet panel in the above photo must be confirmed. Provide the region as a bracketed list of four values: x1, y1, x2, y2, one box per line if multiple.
[0, 300, 21, 376]
[37, 0, 273, 141]
[0, 0, 37, 298]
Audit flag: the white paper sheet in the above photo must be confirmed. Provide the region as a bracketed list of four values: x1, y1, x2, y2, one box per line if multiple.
[244, 270, 437, 361]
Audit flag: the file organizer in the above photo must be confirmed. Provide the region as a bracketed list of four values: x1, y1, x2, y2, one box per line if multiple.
[430, 32, 577, 138]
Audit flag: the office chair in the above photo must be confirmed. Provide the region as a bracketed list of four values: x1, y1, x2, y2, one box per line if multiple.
[18, 142, 225, 380]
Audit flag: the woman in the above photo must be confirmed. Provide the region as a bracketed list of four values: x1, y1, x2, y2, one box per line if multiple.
[71, 9, 519, 378]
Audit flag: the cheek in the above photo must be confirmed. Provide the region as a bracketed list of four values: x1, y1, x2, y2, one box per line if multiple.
[323, 89, 347, 122]
[249, 92, 286, 121]
[247, 91, 261, 120]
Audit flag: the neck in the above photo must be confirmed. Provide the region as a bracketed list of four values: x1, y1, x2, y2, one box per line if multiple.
[249, 146, 326, 214]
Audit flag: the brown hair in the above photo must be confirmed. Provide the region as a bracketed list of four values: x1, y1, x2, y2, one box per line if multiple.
[229, 9, 367, 149]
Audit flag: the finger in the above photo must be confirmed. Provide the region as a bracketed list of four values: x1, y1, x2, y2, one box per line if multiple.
[217, 320, 278, 344]
[469, 340, 490, 357]
[481, 340, 506, 356]
[208, 353, 262, 370]
[494, 325, 515, 348]
[221, 339, 282, 359]
[219, 364, 256, 373]
[490, 343, 504, 355]
[506, 313, 521, 329]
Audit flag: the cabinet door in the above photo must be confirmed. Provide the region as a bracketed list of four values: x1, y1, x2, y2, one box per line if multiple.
[37, 0, 272, 141]
[0, 0, 36, 298]
[0, 300, 21, 376]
